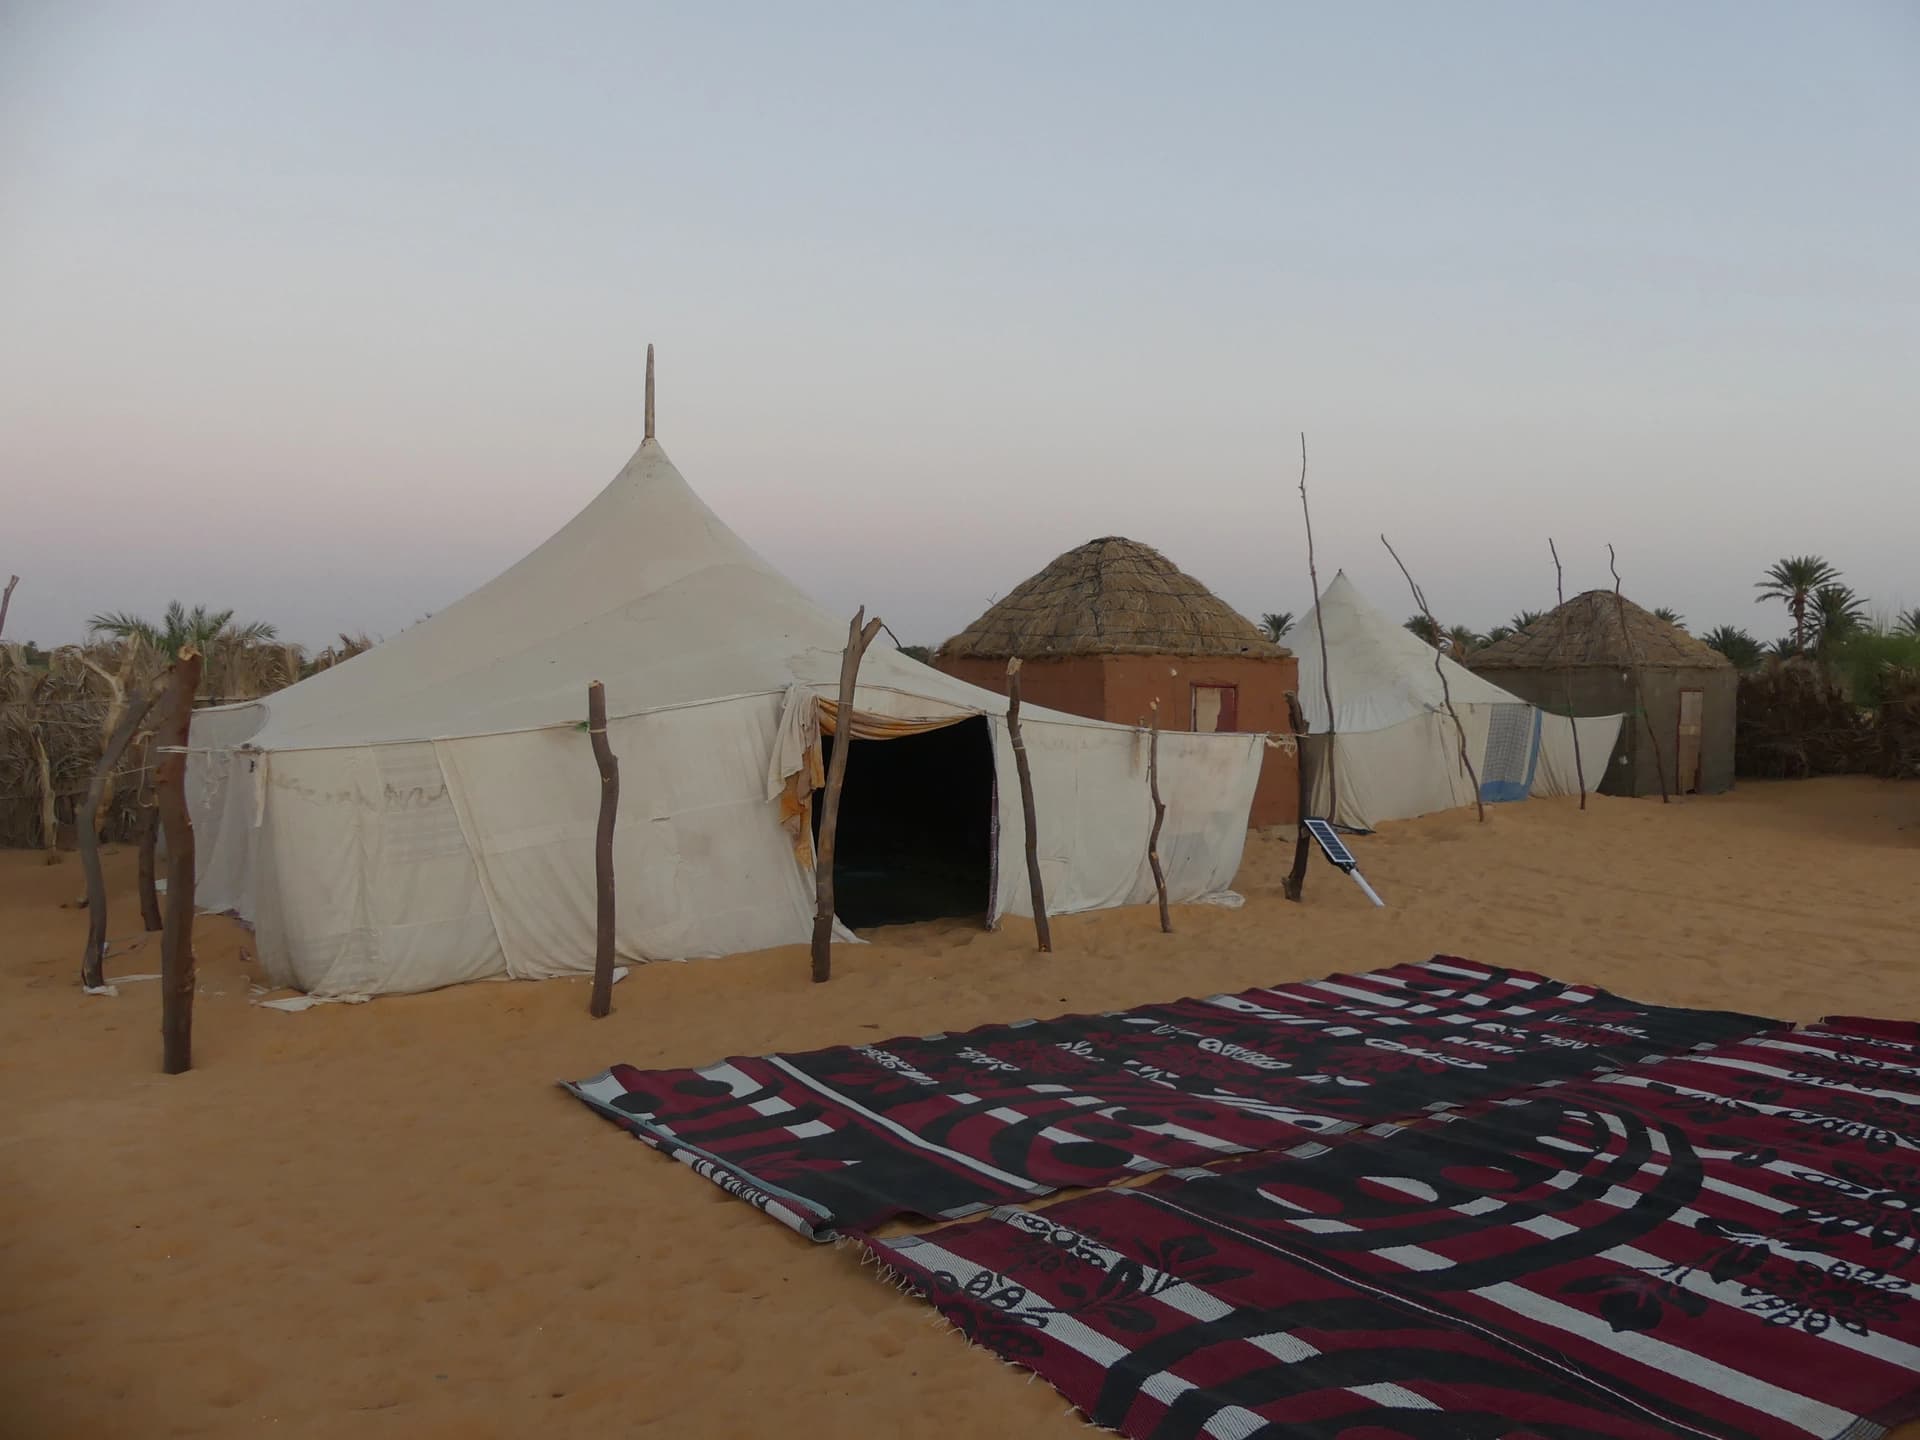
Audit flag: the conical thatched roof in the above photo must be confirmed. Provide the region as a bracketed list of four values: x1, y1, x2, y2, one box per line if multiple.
[938, 537, 1285, 660]
[1469, 590, 1730, 671]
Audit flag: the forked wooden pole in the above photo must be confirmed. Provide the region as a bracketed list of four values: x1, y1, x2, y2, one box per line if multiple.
[1146, 702, 1170, 933]
[1549, 538, 1588, 809]
[79, 685, 159, 989]
[1608, 544, 1670, 803]
[1382, 535, 1484, 822]
[0, 574, 17, 639]
[812, 608, 883, 982]
[1282, 692, 1311, 902]
[1005, 659, 1051, 952]
[587, 681, 620, 1017]
[155, 650, 203, 1074]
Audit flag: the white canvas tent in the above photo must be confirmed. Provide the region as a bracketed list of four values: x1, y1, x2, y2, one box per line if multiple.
[1293, 572, 1623, 830]
[187, 423, 1263, 999]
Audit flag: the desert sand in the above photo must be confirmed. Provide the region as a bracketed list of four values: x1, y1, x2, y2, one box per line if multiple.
[2, 777, 1917, 1439]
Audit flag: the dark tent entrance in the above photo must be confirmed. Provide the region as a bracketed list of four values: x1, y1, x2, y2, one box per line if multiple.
[812, 716, 996, 930]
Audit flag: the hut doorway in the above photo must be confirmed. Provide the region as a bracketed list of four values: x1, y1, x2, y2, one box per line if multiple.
[813, 717, 995, 930]
[1676, 688, 1705, 794]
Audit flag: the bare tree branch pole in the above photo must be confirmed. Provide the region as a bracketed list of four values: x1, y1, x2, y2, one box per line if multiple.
[1608, 544, 1670, 804]
[586, 681, 620, 1017]
[812, 608, 883, 982]
[1297, 434, 1338, 823]
[0, 574, 17, 640]
[155, 650, 204, 1074]
[1548, 538, 1588, 809]
[1005, 659, 1052, 953]
[1381, 535, 1485, 822]
[80, 685, 159, 989]
[1281, 692, 1311, 902]
[136, 752, 162, 932]
[1146, 701, 1170, 933]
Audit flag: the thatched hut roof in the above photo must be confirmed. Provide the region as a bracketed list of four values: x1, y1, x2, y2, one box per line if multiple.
[1469, 590, 1731, 672]
[938, 537, 1285, 660]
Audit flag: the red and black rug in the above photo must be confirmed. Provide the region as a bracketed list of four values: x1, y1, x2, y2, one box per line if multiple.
[565, 957, 1772, 1240]
[868, 1017, 1920, 1439]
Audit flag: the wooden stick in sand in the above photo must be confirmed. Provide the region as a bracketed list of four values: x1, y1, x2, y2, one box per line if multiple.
[137, 741, 163, 932]
[0, 574, 17, 640]
[156, 650, 203, 1074]
[79, 684, 159, 989]
[587, 681, 620, 1017]
[1005, 659, 1051, 953]
[1146, 701, 1170, 933]
[813, 608, 883, 982]
[1381, 535, 1485, 822]
[1297, 434, 1338, 823]
[1282, 692, 1311, 901]
[1608, 543, 1670, 803]
[1549, 538, 1588, 809]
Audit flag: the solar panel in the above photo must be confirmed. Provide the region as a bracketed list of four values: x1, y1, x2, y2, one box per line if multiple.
[1303, 817, 1356, 871]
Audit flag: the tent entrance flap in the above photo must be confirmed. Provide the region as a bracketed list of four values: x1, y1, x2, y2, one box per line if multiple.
[812, 716, 994, 930]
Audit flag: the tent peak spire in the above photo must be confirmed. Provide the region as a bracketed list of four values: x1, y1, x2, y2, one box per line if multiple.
[644, 343, 656, 440]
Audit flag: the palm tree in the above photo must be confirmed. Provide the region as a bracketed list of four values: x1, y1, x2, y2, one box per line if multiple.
[89, 601, 276, 656]
[1404, 614, 1441, 646]
[1443, 624, 1482, 654]
[1702, 624, 1762, 670]
[1652, 606, 1687, 631]
[1810, 583, 1867, 656]
[1765, 635, 1800, 660]
[1483, 625, 1515, 648]
[1896, 607, 1920, 637]
[1510, 609, 1546, 633]
[1754, 556, 1839, 655]
[1259, 611, 1294, 643]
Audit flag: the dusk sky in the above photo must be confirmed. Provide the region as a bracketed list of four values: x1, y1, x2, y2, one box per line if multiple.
[4, 2, 1915, 651]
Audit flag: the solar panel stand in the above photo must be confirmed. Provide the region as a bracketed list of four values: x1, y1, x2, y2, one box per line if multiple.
[1302, 817, 1386, 908]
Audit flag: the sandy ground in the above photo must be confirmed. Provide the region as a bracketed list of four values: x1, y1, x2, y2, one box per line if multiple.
[2, 777, 1917, 1439]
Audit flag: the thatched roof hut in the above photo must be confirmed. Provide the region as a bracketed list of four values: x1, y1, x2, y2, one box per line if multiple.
[1468, 591, 1735, 796]
[937, 537, 1285, 661]
[1470, 591, 1730, 671]
[934, 537, 1300, 827]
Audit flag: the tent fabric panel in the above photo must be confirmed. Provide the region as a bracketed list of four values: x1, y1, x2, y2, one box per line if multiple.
[1302, 707, 1491, 831]
[1530, 713, 1627, 800]
[434, 693, 813, 980]
[991, 717, 1261, 920]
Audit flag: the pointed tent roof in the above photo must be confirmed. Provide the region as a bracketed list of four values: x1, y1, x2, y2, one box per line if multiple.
[1293, 571, 1524, 734]
[938, 536, 1285, 661]
[1469, 590, 1731, 672]
[241, 438, 1010, 751]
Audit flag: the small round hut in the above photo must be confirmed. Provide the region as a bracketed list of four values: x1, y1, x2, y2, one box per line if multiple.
[1467, 592, 1735, 796]
[934, 537, 1300, 826]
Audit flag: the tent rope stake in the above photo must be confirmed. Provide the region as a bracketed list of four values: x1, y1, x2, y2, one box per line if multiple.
[586, 681, 620, 1017]
[1005, 659, 1051, 953]
[813, 609, 883, 982]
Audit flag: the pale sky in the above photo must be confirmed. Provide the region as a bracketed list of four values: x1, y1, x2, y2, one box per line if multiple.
[3, 2, 1915, 651]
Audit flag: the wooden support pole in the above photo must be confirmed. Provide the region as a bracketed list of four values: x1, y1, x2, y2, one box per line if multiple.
[644, 344, 656, 441]
[155, 650, 203, 1074]
[79, 684, 159, 989]
[1282, 692, 1312, 902]
[1608, 543, 1670, 803]
[1382, 534, 1484, 822]
[812, 608, 883, 983]
[587, 681, 620, 1017]
[137, 797, 163, 932]
[1549, 538, 1588, 809]
[1005, 659, 1051, 953]
[0, 573, 17, 639]
[1297, 434, 1339, 823]
[1146, 701, 1170, 933]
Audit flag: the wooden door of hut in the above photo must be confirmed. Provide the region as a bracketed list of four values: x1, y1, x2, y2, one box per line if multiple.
[1676, 688, 1704, 794]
